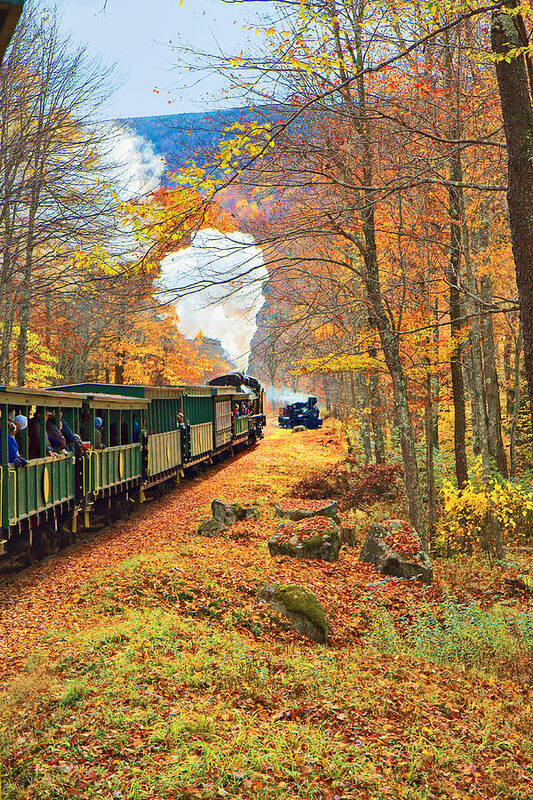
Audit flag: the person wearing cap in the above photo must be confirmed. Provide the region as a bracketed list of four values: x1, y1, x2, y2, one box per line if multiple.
[13, 414, 27, 452]
[94, 416, 104, 449]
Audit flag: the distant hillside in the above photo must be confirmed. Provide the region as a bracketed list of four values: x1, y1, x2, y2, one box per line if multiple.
[119, 106, 278, 171]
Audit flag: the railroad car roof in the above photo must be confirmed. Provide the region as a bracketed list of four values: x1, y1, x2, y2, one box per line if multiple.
[51, 382, 222, 400]
[50, 382, 183, 400]
[84, 393, 149, 410]
[0, 386, 85, 407]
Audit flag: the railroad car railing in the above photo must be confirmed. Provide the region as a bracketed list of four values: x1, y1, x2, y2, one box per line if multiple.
[2, 453, 75, 528]
[84, 444, 142, 495]
[234, 417, 250, 438]
[147, 429, 182, 478]
[189, 422, 213, 459]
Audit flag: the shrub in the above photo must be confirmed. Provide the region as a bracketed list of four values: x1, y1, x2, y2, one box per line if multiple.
[369, 596, 533, 679]
[438, 459, 533, 555]
[290, 460, 402, 511]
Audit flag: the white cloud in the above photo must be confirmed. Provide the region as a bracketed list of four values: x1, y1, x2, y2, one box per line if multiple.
[159, 229, 267, 370]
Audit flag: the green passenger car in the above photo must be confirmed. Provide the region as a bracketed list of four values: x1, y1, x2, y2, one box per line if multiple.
[180, 386, 214, 462]
[53, 384, 184, 487]
[0, 386, 84, 553]
[77, 393, 148, 498]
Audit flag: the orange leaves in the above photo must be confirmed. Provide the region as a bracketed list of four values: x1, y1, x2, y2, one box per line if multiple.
[123, 186, 236, 265]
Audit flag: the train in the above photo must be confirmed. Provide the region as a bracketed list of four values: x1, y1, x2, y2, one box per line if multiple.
[278, 397, 322, 429]
[0, 372, 266, 566]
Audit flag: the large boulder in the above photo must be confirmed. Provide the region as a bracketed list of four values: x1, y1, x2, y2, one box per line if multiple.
[268, 516, 340, 562]
[258, 584, 329, 643]
[211, 499, 259, 525]
[274, 499, 341, 525]
[197, 499, 260, 536]
[359, 519, 433, 583]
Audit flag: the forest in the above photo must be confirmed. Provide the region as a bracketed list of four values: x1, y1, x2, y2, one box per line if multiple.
[172, 0, 533, 557]
[0, 1, 533, 799]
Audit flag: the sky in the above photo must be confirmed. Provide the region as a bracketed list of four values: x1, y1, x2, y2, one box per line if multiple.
[60, 0, 267, 120]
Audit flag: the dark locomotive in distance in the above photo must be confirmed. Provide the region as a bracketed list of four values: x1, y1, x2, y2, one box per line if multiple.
[278, 396, 322, 430]
[0, 373, 266, 566]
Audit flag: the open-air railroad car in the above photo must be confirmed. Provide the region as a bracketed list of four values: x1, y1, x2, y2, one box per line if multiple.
[0, 374, 266, 568]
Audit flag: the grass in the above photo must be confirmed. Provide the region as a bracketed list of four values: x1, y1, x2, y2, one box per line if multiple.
[369, 595, 533, 679]
[1, 604, 532, 799]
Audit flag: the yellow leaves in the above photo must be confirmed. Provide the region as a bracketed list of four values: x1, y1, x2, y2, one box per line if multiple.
[438, 458, 533, 553]
[295, 352, 385, 375]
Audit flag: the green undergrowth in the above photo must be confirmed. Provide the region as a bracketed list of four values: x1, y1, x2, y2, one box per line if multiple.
[1, 607, 532, 800]
[369, 595, 533, 681]
[75, 551, 280, 640]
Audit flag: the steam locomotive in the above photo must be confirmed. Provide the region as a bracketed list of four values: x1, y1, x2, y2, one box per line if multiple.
[278, 396, 323, 429]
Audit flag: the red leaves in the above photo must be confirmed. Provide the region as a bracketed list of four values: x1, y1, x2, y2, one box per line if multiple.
[291, 459, 403, 511]
[275, 515, 333, 543]
[384, 521, 421, 557]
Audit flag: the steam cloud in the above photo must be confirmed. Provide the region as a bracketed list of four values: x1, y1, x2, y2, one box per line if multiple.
[267, 387, 313, 405]
[159, 229, 268, 370]
[104, 128, 268, 369]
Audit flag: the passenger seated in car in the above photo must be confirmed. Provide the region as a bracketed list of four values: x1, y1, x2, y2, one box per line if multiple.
[28, 410, 56, 458]
[59, 411, 78, 449]
[94, 417, 104, 449]
[14, 414, 27, 451]
[46, 412, 67, 453]
[6, 422, 27, 467]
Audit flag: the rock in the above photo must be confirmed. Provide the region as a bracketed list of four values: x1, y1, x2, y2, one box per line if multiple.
[291, 425, 306, 433]
[274, 499, 340, 525]
[359, 519, 433, 583]
[211, 499, 260, 526]
[211, 499, 237, 526]
[258, 583, 329, 643]
[268, 517, 341, 562]
[197, 518, 227, 536]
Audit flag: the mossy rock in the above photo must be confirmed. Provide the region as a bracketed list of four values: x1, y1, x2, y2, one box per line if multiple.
[258, 584, 329, 643]
[274, 500, 340, 525]
[211, 499, 260, 525]
[359, 520, 433, 584]
[268, 518, 340, 562]
[197, 518, 227, 537]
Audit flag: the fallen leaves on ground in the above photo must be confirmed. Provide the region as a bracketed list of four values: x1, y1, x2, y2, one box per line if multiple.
[0, 423, 532, 800]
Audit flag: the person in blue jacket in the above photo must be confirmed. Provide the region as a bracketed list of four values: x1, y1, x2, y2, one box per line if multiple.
[59, 411, 77, 449]
[2, 422, 27, 467]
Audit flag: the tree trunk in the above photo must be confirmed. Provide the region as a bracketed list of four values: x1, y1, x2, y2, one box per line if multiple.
[448, 170, 469, 489]
[432, 299, 440, 450]
[510, 325, 523, 478]
[424, 370, 436, 543]
[503, 330, 513, 414]
[351, 371, 372, 464]
[480, 274, 508, 476]
[492, 5, 533, 441]
[367, 361, 386, 463]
